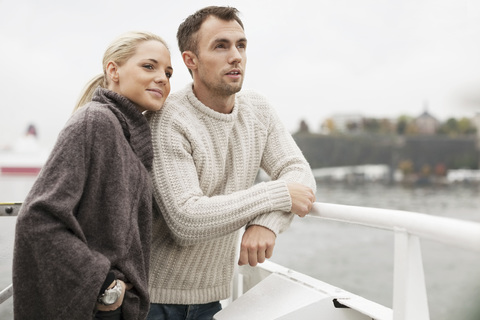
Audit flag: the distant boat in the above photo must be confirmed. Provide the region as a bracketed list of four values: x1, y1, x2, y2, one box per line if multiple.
[0, 124, 49, 175]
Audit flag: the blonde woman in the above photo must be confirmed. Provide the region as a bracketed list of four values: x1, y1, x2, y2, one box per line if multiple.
[13, 31, 172, 320]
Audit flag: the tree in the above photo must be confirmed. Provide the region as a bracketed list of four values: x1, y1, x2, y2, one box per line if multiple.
[438, 117, 477, 136]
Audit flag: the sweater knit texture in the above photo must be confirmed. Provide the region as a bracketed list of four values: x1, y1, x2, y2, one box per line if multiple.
[147, 83, 316, 305]
[13, 88, 154, 319]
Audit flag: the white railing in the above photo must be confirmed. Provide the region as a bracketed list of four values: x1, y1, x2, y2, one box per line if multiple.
[0, 285, 12, 305]
[0, 203, 19, 306]
[308, 202, 480, 320]
[220, 202, 480, 320]
[2, 202, 480, 319]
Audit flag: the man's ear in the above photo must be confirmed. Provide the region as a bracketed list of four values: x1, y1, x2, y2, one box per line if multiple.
[106, 61, 120, 83]
[182, 51, 197, 71]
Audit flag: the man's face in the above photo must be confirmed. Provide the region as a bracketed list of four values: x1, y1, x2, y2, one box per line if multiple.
[194, 16, 247, 97]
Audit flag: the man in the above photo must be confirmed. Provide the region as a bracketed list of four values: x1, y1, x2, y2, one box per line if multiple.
[147, 6, 316, 320]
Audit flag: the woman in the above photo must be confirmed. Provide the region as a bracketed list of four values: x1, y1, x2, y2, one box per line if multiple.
[12, 31, 172, 320]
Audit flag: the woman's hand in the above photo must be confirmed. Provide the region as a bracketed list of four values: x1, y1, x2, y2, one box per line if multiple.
[96, 280, 133, 312]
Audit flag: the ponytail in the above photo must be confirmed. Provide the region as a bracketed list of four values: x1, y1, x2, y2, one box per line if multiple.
[73, 74, 105, 113]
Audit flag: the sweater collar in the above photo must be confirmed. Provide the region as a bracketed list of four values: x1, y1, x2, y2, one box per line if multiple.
[92, 87, 153, 171]
[184, 83, 239, 122]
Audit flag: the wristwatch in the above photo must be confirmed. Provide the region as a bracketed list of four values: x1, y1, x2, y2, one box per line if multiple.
[97, 280, 122, 305]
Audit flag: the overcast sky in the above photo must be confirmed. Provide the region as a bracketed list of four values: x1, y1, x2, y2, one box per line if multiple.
[2, 0, 480, 149]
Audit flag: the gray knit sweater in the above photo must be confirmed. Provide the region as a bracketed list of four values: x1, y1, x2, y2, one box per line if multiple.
[148, 84, 316, 304]
[13, 88, 153, 319]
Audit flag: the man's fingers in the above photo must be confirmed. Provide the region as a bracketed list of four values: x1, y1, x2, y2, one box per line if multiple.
[248, 247, 258, 266]
[239, 225, 276, 266]
[238, 246, 249, 265]
[265, 245, 274, 259]
[257, 248, 266, 264]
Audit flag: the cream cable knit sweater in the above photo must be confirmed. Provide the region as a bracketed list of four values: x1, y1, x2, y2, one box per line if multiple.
[148, 84, 316, 305]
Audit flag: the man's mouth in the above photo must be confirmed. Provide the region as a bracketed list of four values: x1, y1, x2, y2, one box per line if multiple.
[226, 70, 241, 76]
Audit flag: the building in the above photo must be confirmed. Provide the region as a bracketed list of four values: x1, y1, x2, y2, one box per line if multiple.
[415, 108, 439, 135]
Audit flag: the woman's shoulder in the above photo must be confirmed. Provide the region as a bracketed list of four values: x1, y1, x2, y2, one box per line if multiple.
[65, 102, 123, 138]
[73, 102, 119, 124]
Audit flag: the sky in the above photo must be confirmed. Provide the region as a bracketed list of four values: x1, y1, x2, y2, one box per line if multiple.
[1, 0, 480, 149]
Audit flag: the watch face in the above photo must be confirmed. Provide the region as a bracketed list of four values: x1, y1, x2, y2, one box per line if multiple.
[103, 291, 120, 305]
[100, 282, 122, 305]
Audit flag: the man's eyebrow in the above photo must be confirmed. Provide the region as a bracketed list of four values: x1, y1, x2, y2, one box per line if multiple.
[213, 38, 230, 44]
[213, 37, 248, 44]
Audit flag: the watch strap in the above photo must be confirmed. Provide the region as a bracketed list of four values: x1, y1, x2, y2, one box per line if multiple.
[99, 271, 116, 295]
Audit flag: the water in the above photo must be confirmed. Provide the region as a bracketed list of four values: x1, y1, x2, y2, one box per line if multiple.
[1, 176, 479, 319]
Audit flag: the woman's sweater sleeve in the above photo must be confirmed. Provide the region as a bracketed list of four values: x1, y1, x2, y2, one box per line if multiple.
[13, 109, 112, 319]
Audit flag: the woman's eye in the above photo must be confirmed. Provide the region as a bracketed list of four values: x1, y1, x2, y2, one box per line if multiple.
[143, 64, 154, 70]
[166, 72, 172, 79]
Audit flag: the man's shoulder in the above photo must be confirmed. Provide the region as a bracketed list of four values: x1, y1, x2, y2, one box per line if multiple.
[164, 84, 192, 105]
[236, 89, 274, 119]
[156, 86, 194, 118]
[237, 89, 268, 106]
[148, 87, 194, 132]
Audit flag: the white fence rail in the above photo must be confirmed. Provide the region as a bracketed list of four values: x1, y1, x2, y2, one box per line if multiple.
[2, 202, 480, 320]
[218, 202, 480, 320]
[310, 202, 480, 253]
[309, 202, 480, 320]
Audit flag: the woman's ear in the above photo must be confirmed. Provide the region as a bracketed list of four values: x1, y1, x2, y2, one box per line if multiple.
[106, 61, 120, 83]
[182, 51, 197, 72]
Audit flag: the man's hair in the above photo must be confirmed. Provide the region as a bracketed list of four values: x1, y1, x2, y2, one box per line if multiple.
[177, 6, 244, 55]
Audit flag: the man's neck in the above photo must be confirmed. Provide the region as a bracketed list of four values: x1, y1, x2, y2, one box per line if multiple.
[192, 84, 236, 114]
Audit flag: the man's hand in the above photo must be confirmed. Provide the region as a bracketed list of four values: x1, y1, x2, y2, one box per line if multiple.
[287, 183, 315, 217]
[238, 225, 276, 266]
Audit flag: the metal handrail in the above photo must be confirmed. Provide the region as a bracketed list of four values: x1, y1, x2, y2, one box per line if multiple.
[310, 202, 480, 252]
[0, 285, 13, 305]
[0, 202, 21, 216]
[308, 202, 480, 320]
[2, 202, 480, 318]
[0, 203, 19, 304]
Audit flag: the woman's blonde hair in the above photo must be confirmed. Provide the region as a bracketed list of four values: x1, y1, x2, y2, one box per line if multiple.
[73, 31, 169, 112]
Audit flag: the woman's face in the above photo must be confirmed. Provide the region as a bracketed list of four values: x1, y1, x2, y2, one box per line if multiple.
[109, 40, 173, 112]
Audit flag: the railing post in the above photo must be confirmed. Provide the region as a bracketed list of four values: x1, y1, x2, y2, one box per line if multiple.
[393, 228, 430, 320]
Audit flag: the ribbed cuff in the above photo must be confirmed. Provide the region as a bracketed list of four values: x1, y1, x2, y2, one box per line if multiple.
[265, 180, 291, 212]
[246, 211, 294, 236]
